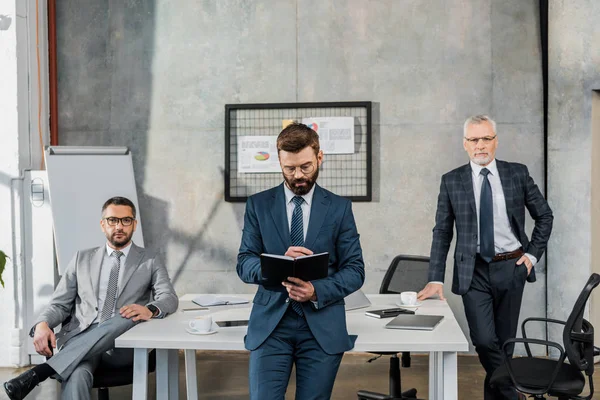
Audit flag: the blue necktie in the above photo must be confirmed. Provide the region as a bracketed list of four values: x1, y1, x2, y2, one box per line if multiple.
[290, 196, 305, 316]
[479, 168, 495, 263]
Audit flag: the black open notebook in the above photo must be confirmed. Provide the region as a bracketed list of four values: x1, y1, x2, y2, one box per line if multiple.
[260, 252, 329, 286]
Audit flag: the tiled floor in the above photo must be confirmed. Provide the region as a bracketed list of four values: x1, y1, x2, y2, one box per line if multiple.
[0, 351, 596, 399]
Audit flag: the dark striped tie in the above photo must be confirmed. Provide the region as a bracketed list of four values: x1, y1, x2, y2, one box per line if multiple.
[290, 196, 305, 316]
[100, 250, 123, 323]
[479, 168, 495, 262]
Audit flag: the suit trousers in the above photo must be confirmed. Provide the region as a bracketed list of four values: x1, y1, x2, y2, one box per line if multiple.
[46, 316, 137, 400]
[249, 307, 343, 400]
[462, 255, 528, 400]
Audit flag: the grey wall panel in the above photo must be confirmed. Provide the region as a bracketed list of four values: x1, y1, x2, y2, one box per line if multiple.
[56, 0, 544, 353]
[548, 0, 600, 352]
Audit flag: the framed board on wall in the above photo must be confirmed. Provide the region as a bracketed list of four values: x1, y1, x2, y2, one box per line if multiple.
[225, 101, 372, 202]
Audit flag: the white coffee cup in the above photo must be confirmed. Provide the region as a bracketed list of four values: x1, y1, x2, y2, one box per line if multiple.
[188, 315, 212, 332]
[400, 291, 418, 306]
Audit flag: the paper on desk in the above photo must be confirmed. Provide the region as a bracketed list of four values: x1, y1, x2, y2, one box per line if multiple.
[192, 294, 249, 307]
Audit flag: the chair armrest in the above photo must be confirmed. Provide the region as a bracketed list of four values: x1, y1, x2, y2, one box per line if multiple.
[521, 317, 566, 357]
[501, 337, 566, 396]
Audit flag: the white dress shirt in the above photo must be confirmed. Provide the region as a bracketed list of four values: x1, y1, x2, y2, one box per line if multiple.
[284, 183, 315, 242]
[95, 242, 132, 322]
[470, 160, 536, 265]
[283, 183, 319, 307]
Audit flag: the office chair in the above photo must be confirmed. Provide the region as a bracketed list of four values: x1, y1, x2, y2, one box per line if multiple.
[93, 349, 157, 400]
[490, 273, 600, 399]
[357, 255, 430, 400]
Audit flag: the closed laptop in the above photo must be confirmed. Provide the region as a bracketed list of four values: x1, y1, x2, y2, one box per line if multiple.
[344, 289, 372, 311]
[385, 314, 444, 331]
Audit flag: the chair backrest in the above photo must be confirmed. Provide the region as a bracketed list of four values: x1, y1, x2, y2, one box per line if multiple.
[380, 255, 430, 294]
[563, 273, 600, 376]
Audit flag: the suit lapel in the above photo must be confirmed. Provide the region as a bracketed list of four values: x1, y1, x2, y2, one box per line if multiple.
[304, 185, 330, 250]
[496, 160, 515, 218]
[89, 247, 104, 303]
[117, 243, 144, 298]
[270, 184, 291, 248]
[459, 164, 477, 214]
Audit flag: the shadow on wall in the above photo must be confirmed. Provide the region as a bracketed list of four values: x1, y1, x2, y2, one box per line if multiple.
[55, 0, 242, 289]
[142, 168, 243, 286]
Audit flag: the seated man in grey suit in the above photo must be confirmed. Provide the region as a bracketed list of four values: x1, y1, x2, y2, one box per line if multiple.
[3, 196, 179, 400]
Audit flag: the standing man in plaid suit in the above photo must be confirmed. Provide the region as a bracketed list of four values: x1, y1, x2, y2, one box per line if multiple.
[417, 115, 553, 400]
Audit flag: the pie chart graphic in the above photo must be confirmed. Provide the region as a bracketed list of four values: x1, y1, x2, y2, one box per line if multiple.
[254, 151, 270, 161]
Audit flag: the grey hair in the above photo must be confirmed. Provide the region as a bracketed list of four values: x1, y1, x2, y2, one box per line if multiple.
[463, 115, 497, 137]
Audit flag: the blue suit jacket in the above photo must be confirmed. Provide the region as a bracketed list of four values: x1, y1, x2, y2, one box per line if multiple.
[428, 160, 553, 295]
[237, 183, 365, 355]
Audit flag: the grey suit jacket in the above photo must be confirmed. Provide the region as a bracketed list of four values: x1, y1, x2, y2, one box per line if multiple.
[428, 160, 553, 295]
[34, 243, 178, 347]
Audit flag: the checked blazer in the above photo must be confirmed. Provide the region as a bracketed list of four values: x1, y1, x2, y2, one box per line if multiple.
[428, 160, 553, 295]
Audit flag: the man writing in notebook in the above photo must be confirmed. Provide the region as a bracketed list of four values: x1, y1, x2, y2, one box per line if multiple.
[3, 196, 178, 400]
[237, 122, 365, 400]
[417, 115, 553, 400]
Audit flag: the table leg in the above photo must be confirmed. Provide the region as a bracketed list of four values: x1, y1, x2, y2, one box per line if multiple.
[184, 349, 198, 400]
[429, 351, 458, 400]
[156, 349, 179, 399]
[132, 348, 149, 400]
[168, 349, 180, 399]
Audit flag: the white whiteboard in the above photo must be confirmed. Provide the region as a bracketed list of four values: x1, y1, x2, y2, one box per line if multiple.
[46, 146, 144, 274]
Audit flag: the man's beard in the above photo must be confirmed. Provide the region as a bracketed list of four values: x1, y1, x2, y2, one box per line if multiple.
[106, 230, 133, 248]
[284, 167, 319, 196]
[471, 154, 492, 166]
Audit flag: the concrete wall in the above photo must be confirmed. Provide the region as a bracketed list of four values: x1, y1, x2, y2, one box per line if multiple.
[548, 1, 600, 348]
[55, 0, 545, 352]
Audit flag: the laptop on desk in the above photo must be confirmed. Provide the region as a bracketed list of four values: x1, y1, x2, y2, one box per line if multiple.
[385, 314, 444, 331]
[344, 289, 372, 311]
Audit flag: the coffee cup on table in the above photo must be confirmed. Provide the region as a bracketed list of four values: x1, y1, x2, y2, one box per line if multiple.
[400, 291, 418, 306]
[188, 315, 212, 332]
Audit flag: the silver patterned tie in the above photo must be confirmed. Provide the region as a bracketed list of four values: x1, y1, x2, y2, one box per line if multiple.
[100, 250, 123, 323]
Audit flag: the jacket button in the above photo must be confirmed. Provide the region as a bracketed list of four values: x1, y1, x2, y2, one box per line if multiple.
[285, 298, 290, 303]
[473, 234, 477, 239]
[95, 307, 98, 311]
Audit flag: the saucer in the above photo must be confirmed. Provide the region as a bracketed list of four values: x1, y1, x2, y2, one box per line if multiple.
[395, 300, 422, 308]
[185, 327, 217, 335]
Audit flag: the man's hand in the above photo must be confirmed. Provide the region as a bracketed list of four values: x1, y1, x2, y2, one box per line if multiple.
[120, 304, 153, 322]
[516, 255, 533, 276]
[282, 277, 316, 302]
[33, 322, 56, 357]
[417, 282, 445, 301]
[284, 246, 313, 258]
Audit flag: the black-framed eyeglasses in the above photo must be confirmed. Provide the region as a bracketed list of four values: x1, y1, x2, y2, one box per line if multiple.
[464, 135, 497, 144]
[282, 163, 315, 176]
[104, 217, 135, 226]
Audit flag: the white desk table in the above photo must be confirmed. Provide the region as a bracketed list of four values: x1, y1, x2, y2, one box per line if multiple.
[115, 294, 468, 400]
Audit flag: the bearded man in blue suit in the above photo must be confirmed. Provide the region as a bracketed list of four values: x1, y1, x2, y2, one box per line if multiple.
[237, 122, 365, 400]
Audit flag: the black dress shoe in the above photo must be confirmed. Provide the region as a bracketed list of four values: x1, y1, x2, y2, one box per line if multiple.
[3, 369, 39, 400]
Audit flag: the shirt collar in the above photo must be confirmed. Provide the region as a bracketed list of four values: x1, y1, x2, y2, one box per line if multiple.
[106, 241, 133, 258]
[470, 158, 498, 177]
[283, 182, 316, 207]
